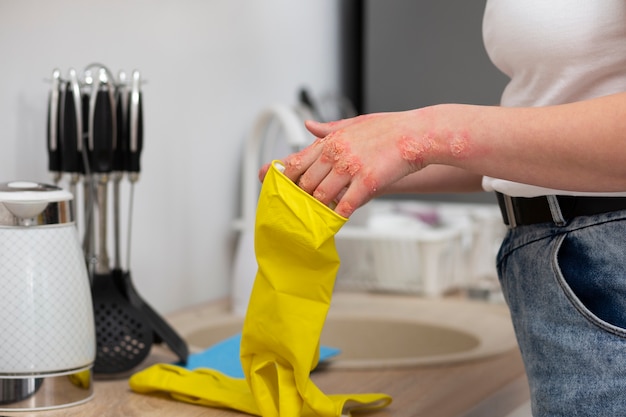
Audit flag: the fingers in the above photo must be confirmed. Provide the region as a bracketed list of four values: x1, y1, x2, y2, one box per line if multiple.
[258, 133, 329, 185]
[310, 166, 351, 206]
[333, 177, 377, 218]
[281, 134, 328, 182]
[297, 159, 332, 195]
[273, 117, 356, 183]
[259, 115, 378, 218]
[258, 162, 271, 182]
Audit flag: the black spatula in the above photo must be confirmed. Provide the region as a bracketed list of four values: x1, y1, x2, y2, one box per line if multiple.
[86, 67, 154, 374]
[91, 272, 153, 374]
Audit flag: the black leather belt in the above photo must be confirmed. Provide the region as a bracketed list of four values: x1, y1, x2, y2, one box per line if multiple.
[496, 192, 626, 227]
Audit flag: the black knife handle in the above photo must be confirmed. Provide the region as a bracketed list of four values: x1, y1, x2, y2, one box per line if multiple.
[128, 70, 143, 175]
[114, 72, 129, 173]
[47, 69, 62, 173]
[61, 69, 84, 174]
[88, 69, 117, 174]
[81, 92, 90, 174]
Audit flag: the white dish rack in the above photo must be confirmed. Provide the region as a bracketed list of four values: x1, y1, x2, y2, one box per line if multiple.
[334, 200, 506, 297]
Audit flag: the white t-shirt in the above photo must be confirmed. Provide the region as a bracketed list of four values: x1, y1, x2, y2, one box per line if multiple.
[481, 0, 626, 197]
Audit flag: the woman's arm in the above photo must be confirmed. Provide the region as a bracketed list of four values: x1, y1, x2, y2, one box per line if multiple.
[263, 91, 626, 217]
[374, 165, 484, 196]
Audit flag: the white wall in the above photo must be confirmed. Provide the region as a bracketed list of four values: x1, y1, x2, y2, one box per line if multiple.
[0, 0, 344, 313]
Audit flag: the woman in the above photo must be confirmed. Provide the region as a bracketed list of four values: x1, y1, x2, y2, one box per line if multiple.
[261, 1, 626, 416]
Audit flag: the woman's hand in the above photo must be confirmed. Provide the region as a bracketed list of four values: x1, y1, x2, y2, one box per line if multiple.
[259, 109, 451, 217]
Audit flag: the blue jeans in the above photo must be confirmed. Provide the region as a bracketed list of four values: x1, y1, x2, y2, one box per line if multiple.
[497, 208, 626, 416]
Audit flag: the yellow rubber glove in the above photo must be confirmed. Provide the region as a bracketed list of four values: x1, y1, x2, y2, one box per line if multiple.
[130, 364, 259, 414]
[129, 364, 391, 416]
[129, 160, 392, 416]
[240, 161, 390, 417]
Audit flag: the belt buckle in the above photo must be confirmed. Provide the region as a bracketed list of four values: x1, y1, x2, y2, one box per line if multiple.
[502, 194, 517, 228]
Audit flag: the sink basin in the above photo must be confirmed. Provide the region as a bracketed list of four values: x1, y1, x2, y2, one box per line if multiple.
[168, 292, 518, 369]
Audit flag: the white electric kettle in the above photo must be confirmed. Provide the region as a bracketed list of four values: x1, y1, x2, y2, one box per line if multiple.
[0, 181, 95, 411]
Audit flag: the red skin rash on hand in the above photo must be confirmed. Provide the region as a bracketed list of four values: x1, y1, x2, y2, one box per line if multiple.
[397, 128, 472, 169]
[336, 200, 355, 217]
[335, 155, 362, 176]
[398, 135, 434, 169]
[313, 189, 327, 201]
[335, 173, 377, 217]
[298, 176, 312, 190]
[286, 155, 303, 171]
[363, 174, 378, 194]
[321, 140, 345, 162]
[448, 130, 470, 158]
[321, 136, 363, 177]
[285, 134, 331, 173]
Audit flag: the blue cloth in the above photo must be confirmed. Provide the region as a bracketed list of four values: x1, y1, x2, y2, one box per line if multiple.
[182, 333, 340, 379]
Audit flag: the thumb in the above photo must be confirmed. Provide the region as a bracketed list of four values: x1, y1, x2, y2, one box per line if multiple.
[304, 118, 352, 138]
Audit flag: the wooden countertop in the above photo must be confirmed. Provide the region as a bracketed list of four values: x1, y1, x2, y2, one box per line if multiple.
[3, 300, 529, 417]
[2, 348, 528, 417]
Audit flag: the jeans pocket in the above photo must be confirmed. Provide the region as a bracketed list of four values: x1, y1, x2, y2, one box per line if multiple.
[553, 230, 626, 337]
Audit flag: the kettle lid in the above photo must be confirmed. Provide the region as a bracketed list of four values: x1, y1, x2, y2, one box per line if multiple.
[0, 181, 72, 203]
[0, 181, 73, 224]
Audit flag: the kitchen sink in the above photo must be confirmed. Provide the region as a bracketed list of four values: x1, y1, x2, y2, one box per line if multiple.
[168, 292, 518, 369]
